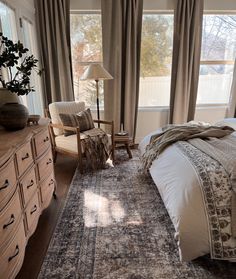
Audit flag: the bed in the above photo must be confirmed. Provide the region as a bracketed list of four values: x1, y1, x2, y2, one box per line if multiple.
[139, 119, 236, 262]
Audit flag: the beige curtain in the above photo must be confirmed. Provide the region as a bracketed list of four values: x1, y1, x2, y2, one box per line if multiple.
[169, 0, 203, 124]
[226, 59, 236, 117]
[101, 0, 143, 139]
[35, 0, 74, 107]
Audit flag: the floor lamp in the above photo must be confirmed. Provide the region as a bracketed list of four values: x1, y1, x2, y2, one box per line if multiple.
[80, 63, 113, 127]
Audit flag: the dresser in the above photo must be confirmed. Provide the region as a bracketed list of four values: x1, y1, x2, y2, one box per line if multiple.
[0, 119, 56, 279]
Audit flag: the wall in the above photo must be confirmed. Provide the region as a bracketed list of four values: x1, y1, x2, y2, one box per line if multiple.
[5, 0, 35, 22]
[135, 106, 227, 143]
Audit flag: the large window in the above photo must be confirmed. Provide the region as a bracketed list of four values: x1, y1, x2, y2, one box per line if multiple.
[197, 15, 236, 105]
[70, 13, 103, 106]
[0, 1, 43, 115]
[139, 14, 173, 107]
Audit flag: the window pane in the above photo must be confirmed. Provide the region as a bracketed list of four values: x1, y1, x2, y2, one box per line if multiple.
[0, 2, 17, 41]
[70, 14, 103, 106]
[139, 14, 173, 107]
[21, 18, 43, 115]
[201, 15, 236, 61]
[197, 64, 234, 104]
[197, 15, 236, 105]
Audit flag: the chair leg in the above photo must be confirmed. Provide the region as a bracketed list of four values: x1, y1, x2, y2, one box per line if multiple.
[53, 150, 58, 163]
[78, 156, 83, 174]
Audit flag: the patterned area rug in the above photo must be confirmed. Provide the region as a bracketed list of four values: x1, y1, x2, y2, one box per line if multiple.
[38, 150, 236, 279]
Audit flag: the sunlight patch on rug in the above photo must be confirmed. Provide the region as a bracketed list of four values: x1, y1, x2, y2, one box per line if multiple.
[84, 190, 126, 227]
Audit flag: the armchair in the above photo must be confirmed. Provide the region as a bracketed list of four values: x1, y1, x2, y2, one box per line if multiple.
[46, 101, 114, 173]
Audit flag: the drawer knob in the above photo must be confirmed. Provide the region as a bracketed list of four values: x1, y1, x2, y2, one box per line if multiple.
[46, 158, 52, 165]
[0, 179, 9, 191]
[49, 179, 54, 186]
[8, 245, 19, 262]
[27, 179, 34, 189]
[3, 214, 15, 229]
[30, 205, 37, 215]
[43, 136, 49, 142]
[22, 153, 29, 161]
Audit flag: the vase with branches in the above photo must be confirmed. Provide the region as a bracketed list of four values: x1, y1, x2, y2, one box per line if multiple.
[0, 32, 41, 95]
[0, 33, 41, 130]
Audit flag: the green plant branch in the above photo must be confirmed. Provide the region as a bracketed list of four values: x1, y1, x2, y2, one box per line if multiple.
[0, 32, 41, 95]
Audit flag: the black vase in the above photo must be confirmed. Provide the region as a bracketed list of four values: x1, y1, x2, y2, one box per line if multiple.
[0, 102, 29, 130]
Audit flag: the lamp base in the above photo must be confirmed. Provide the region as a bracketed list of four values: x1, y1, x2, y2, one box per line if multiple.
[116, 131, 128, 136]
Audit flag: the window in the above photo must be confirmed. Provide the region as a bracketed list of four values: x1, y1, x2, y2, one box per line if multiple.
[139, 14, 173, 107]
[197, 15, 236, 105]
[21, 18, 43, 115]
[0, 2, 17, 41]
[70, 13, 103, 106]
[0, 2, 18, 83]
[0, 1, 43, 115]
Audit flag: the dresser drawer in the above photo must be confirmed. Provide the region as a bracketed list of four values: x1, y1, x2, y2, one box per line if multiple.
[25, 192, 40, 236]
[0, 219, 26, 279]
[0, 190, 22, 250]
[20, 167, 37, 206]
[16, 141, 33, 177]
[40, 173, 55, 210]
[34, 129, 50, 157]
[37, 149, 53, 181]
[0, 159, 17, 209]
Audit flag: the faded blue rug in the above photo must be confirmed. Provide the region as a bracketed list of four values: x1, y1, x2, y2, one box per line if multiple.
[38, 150, 236, 279]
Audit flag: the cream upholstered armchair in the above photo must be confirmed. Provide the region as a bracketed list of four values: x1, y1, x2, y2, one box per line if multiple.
[46, 101, 114, 173]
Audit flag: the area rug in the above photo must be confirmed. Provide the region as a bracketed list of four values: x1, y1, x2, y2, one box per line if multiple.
[38, 150, 236, 279]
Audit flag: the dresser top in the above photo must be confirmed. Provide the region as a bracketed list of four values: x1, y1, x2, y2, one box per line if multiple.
[0, 118, 49, 166]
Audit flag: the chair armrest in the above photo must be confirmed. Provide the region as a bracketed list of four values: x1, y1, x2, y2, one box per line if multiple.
[50, 123, 80, 133]
[93, 119, 113, 126]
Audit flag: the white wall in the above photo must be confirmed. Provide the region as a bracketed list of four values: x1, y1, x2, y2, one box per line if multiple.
[135, 106, 227, 143]
[5, 0, 35, 22]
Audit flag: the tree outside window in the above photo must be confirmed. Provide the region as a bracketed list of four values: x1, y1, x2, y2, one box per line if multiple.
[70, 14, 103, 107]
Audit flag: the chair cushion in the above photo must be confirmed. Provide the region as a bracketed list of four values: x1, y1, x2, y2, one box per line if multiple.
[76, 108, 94, 132]
[49, 101, 85, 136]
[55, 131, 112, 155]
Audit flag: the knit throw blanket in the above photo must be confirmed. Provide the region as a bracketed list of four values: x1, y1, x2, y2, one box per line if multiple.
[141, 124, 234, 170]
[80, 128, 109, 170]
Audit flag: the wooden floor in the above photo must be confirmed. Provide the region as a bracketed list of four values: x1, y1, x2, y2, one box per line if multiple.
[16, 155, 78, 279]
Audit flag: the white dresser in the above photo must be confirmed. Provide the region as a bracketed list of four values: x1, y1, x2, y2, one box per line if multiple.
[0, 119, 56, 279]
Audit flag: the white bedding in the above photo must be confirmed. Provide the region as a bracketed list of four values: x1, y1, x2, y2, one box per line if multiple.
[139, 129, 236, 261]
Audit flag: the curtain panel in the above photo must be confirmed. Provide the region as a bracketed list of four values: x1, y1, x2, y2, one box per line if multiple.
[35, 0, 74, 107]
[226, 59, 236, 117]
[101, 0, 143, 140]
[169, 0, 203, 124]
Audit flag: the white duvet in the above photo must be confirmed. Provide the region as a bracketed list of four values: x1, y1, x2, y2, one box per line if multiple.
[139, 129, 236, 261]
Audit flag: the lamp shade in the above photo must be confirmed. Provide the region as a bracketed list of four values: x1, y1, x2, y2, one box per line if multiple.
[80, 63, 113, 81]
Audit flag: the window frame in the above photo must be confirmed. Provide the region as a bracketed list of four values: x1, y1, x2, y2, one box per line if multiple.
[0, 0, 44, 115]
[197, 12, 236, 106]
[138, 11, 174, 109]
[70, 11, 103, 108]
